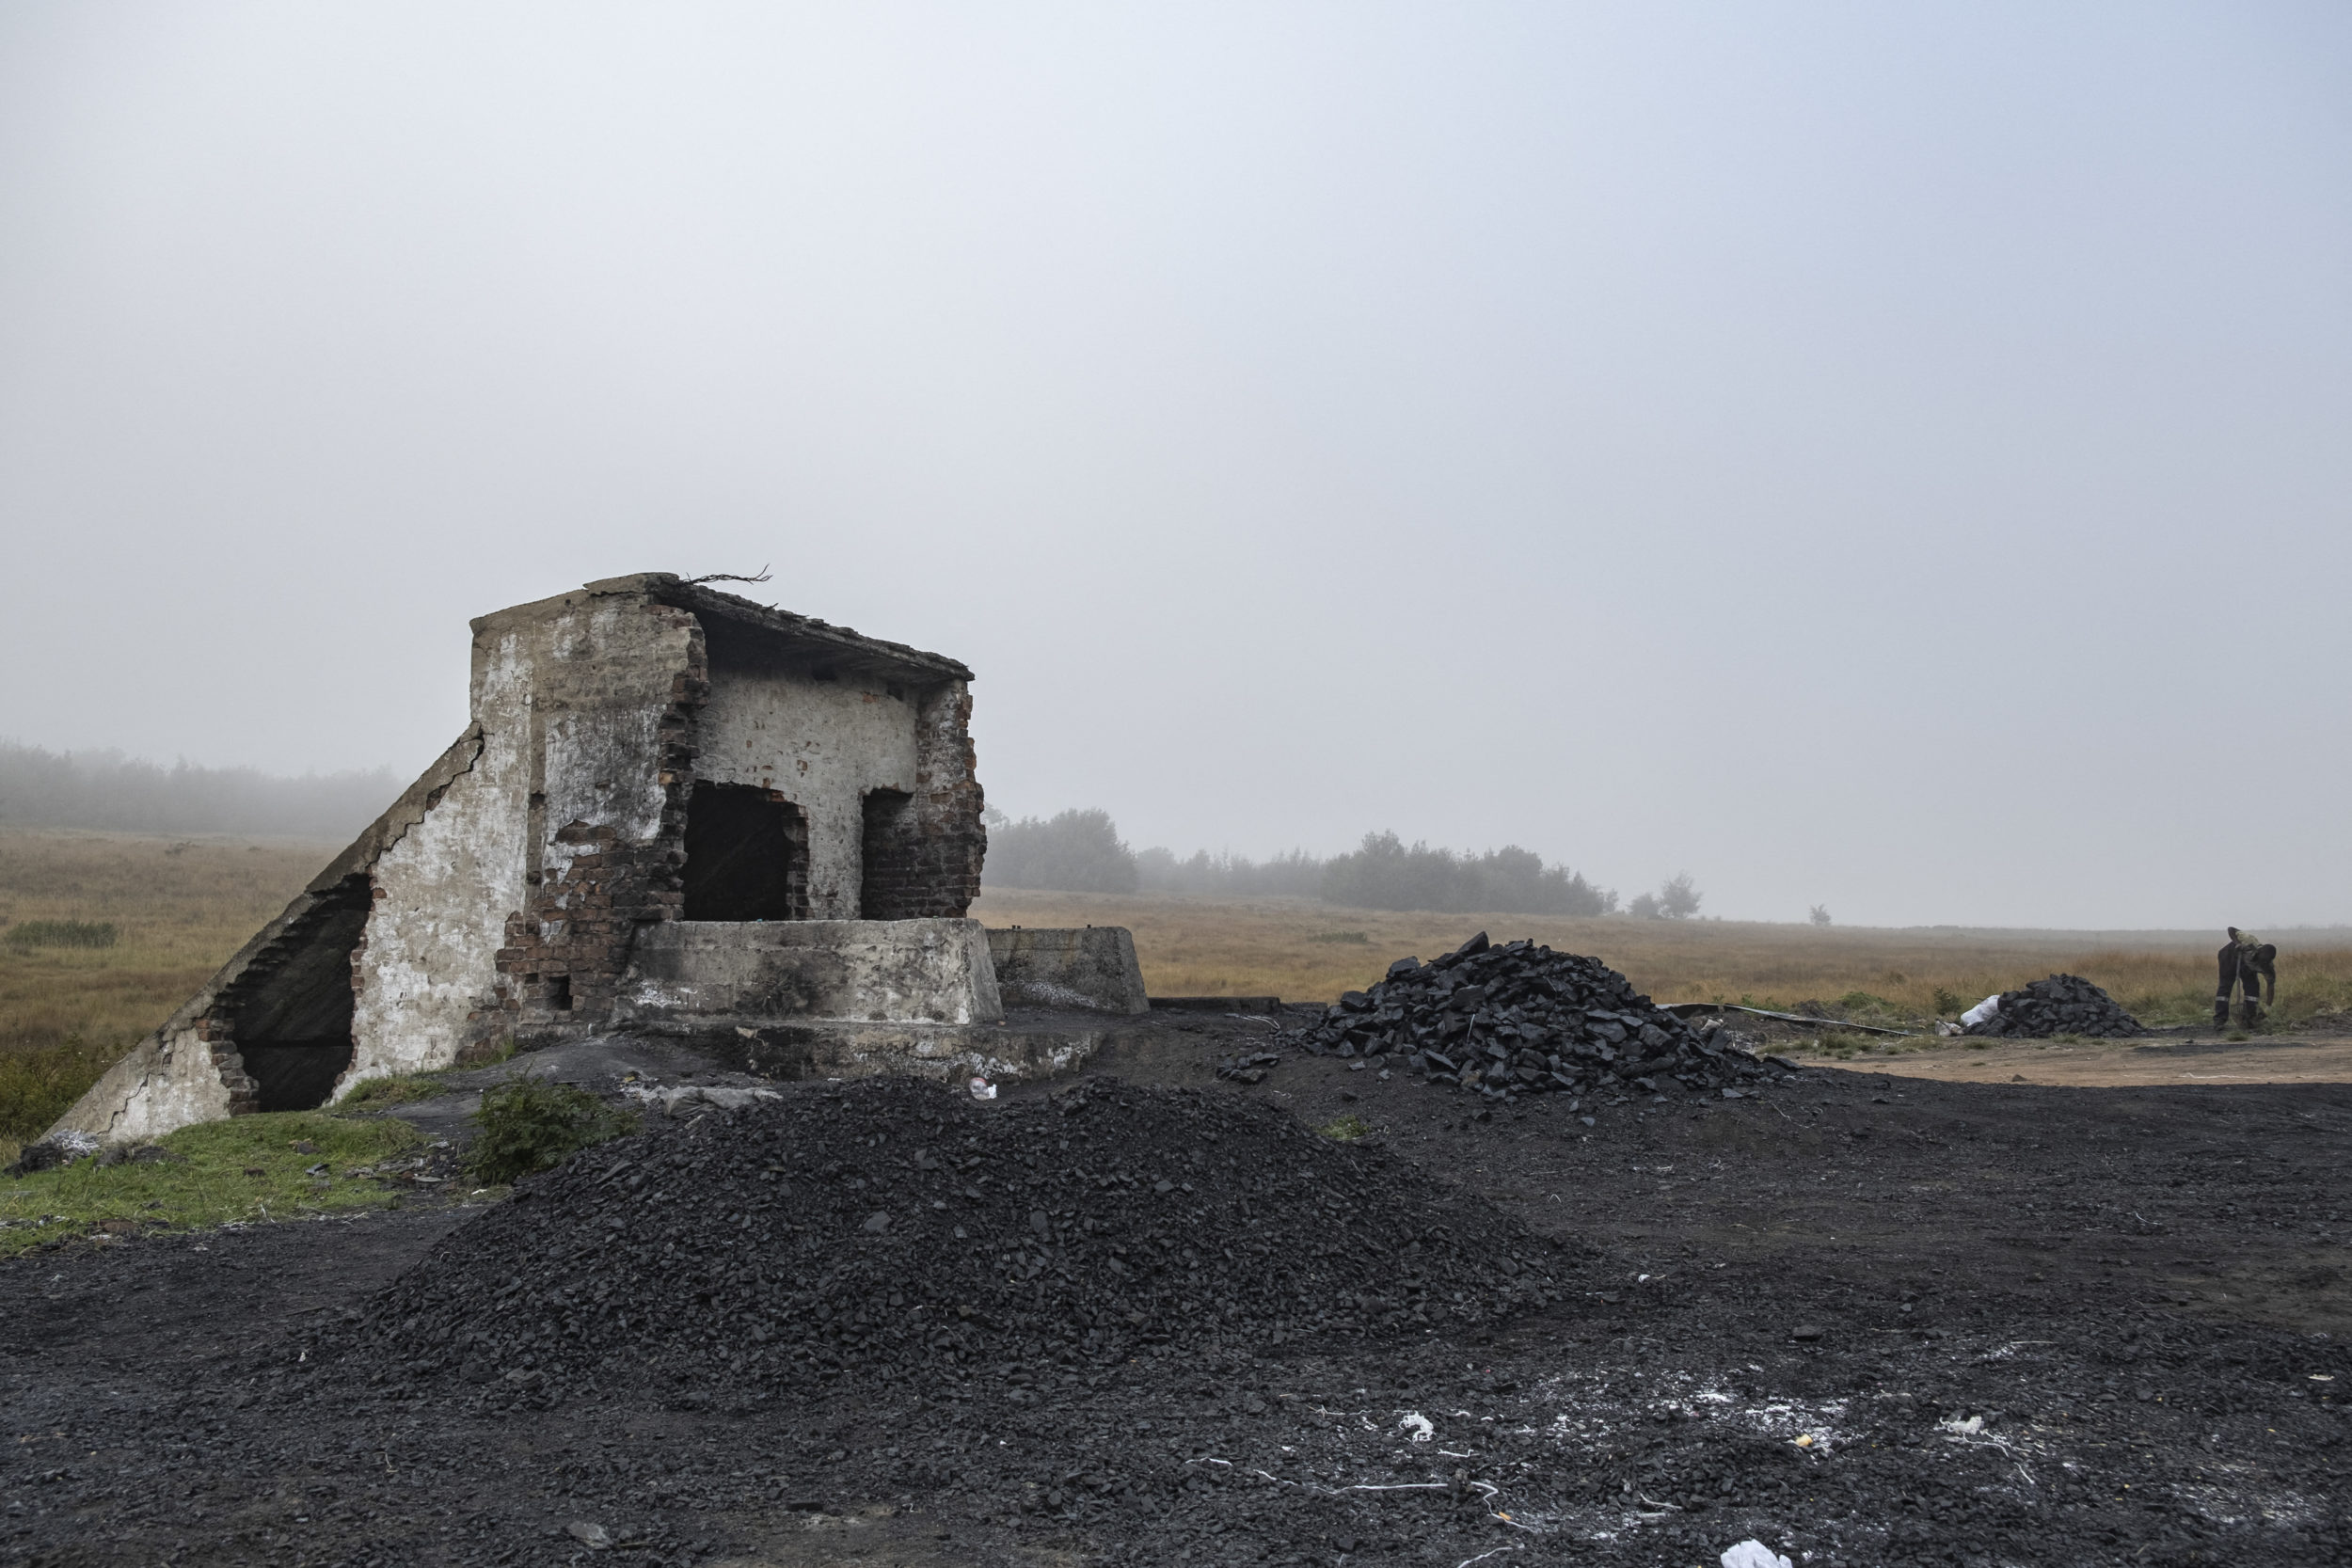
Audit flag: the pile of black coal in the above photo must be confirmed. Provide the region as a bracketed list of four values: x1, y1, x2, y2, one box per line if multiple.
[1963, 974, 2142, 1038]
[1275, 932, 1763, 1104]
[320, 1076, 1558, 1412]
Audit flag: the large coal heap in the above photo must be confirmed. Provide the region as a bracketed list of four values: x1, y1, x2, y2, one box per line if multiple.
[1270, 931, 1763, 1103]
[326, 1077, 1558, 1413]
[1964, 973, 2142, 1038]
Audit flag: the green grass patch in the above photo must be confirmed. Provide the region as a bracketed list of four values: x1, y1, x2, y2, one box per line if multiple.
[1317, 1113, 1373, 1142]
[4, 920, 119, 950]
[0, 1111, 424, 1257]
[335, 1069, 459, 1110]
[1795, 1028, 1932, 1059]
[466, 1076, 636, 1185]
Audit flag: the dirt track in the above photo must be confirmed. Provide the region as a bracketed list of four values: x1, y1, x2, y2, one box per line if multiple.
[2, 1017, 2345, 1567]
[1826, 1032, 2352, 1090]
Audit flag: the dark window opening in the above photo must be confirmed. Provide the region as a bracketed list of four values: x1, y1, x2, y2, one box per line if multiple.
[230, 875, 369, 1113]
[684, 783, 808, 920]
[860, 787, 916, 919]
[546, 974, 572, 1011]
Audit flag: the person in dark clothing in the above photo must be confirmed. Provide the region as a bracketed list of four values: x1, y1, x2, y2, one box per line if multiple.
[2215, 927, 2276, 1029]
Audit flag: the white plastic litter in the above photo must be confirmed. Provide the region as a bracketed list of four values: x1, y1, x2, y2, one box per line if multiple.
[968, 1075, 997, 1101]
[1721, 1542, 1792, 1568]
[1959, 994, 2003, 1028]
[1397, 1411, 1435, 1443]
[51, 1131, 100, 1158]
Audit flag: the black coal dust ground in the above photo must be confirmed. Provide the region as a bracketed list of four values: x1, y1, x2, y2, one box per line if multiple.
[3, 1026, 2347, 1568]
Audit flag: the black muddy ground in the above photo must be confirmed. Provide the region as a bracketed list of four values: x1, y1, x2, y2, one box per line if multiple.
[3, 1013, 2347, 1568]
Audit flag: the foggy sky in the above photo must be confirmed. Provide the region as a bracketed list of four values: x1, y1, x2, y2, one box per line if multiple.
[3, 3, 2347, 929]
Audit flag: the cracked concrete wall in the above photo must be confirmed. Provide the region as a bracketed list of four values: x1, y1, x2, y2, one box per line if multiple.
[871, 682, 984, 919]
[343, 682, 527, 1085]
[616, 918, 1005, 1030]
[48, 730, 485, 1141]
[696, 670, 919, 919]
[467, 587, 704, 1052]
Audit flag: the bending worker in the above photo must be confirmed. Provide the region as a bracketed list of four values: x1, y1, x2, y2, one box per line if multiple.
[2216, 927, 2277, 1029]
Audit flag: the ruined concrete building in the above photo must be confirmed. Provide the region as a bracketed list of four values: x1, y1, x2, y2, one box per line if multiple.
[56, 574, 1145, 1144]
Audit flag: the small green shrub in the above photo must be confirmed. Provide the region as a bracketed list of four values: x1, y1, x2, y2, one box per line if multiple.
[0, 1035, 124, 1143]
[1836, 990, 1894, 1013]
[1318, 1114, 1372, 1142]
[1931, 987, 1967, 1016]
[466, 1075, 635, 1185]
[4, 920, 118, 950]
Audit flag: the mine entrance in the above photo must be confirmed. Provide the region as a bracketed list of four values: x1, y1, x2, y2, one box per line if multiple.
[230, 875, 368, 1112]
[859, 787, 914, 919]
[683, 783, 809, 920]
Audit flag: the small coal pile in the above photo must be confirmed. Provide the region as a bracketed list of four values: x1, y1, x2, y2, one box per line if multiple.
[1963, 974, 2142, 1038]
[324, 1077, 1557, 1412]
[1273, 931, 1762, 1104]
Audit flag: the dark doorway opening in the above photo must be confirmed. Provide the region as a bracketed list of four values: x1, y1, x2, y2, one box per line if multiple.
[860, 787, 916, 919]
[684, 783, 808, 920]
[230, 874, 368, 1112]
[239, 1042, 358, 1112]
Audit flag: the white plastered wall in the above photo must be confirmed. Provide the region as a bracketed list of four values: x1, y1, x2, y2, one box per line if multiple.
[697, 672, 919, 918]
[47, 1022, 237, 1143]
[343, 640, 532, 1085]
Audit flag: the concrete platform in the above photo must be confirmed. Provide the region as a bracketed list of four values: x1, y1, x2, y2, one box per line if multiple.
[611, 918, 1132, 1085]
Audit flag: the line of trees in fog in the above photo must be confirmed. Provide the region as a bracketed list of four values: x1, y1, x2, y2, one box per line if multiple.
[0, 739, 400, 840]
[982, 807, 1702, 919]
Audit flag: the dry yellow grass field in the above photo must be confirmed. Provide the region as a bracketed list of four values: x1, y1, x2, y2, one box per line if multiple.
[971, 887, 2352, 1028]
[0, 831, 335, 1053]
[0, 830, 337, 1145]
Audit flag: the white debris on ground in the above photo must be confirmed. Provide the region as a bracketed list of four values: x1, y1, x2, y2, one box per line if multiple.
[1117, 1325, 2329, 1562]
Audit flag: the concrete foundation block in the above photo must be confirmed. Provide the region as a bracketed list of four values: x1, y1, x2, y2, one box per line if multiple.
[615, 918, 1005, 1031]
[984, 927, 1150, 1014]
[612, 918, 1124, 1085]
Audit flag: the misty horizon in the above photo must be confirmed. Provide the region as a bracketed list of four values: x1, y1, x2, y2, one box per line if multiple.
[9, 734, 2350, 942]
[3, 5, 2346, 928]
